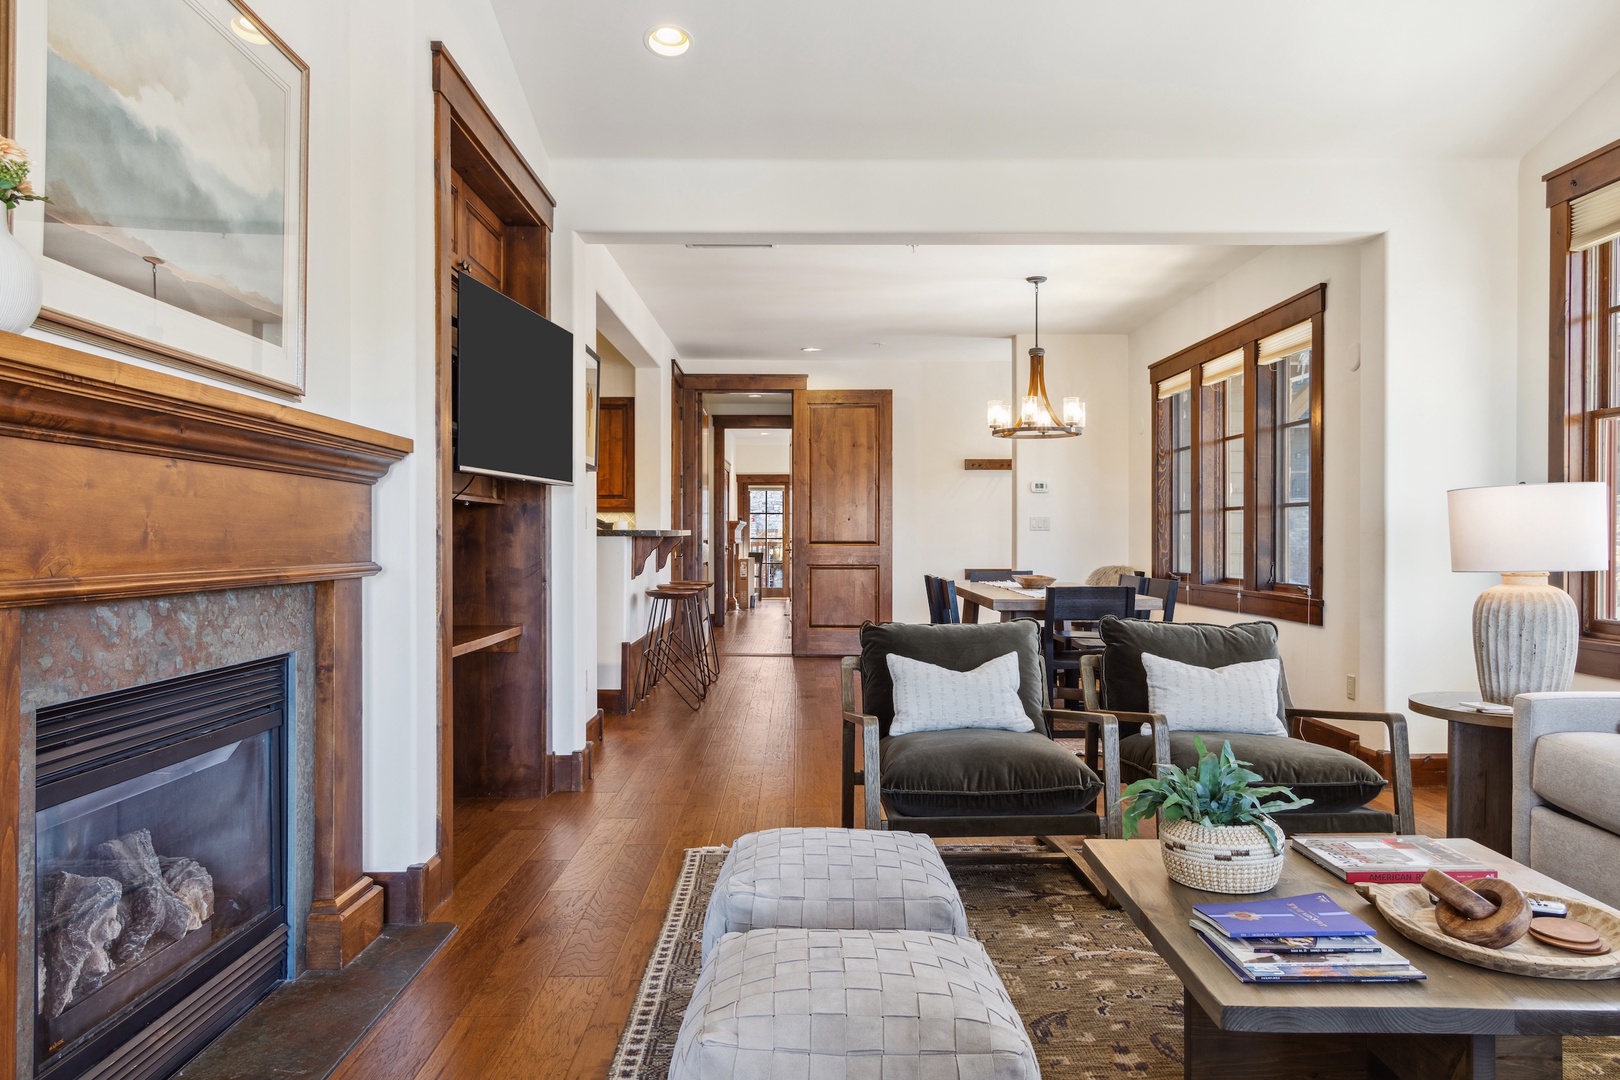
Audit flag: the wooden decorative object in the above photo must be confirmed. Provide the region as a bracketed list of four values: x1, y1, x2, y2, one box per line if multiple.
[1357, 882, 1620, 979]
[963, 458, 1013, 471]
[1421, 867, 1497, 920]
[1431, 877, 1531, 949]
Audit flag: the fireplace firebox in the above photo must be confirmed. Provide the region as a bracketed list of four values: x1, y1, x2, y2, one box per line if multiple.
[32, 657, 291, 1080]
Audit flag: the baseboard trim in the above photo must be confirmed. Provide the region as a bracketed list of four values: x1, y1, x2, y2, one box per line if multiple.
[368, 853, 446, 926]
[1299, 717, 1448, 788]
[306, 879, 384, 969]
[547, 709, 605, 793]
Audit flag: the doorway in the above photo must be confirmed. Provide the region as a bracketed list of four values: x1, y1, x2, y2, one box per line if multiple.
[739, 474, 791, 598]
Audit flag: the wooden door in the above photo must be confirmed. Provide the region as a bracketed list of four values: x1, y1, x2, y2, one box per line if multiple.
[595, 397, 635, 512]
[740, 475, 792, 598]
[792, 390, 893, 655]
[450, 169, 505, 288]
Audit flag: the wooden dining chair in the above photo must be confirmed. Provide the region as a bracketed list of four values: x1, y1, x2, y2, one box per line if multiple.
[1117, 573, 1148, 601]
[924, 575, 960, 624]
[1144, 577, 1179, 622]
[963, 568, 1031, 582]
[1039, 586, 1138, 700]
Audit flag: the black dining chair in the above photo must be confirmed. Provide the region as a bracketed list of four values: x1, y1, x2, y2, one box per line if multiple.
[1117, 573, 1148, 595]
[924, 575, 960, 624]
[1144, 577, 1179, 622]
[964, 568, 1031, 582]
[1039, 586, 1138, 699]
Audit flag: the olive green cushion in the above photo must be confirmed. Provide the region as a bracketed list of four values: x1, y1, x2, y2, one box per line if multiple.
[860, 621, 1047, 739]
[1100, 617, 1285, 723]
[880, 730, 1102, 818]
[1118, 732, 1386, 814]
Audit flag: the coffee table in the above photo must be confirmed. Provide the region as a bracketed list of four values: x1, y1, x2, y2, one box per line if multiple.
[1083, 838, 1620, 1079]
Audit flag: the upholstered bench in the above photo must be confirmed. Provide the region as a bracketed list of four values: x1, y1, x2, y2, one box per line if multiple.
[670, 928, 1040, 1080]
[701, 827, 967, 964]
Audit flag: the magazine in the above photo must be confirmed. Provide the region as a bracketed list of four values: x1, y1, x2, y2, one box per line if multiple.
[1291, 835, 1498, 884]
[1199, 934, 1427, 983]
[1191, 893, 1376, 939]
[1184, 931, 1384, 955]
[1195, 924, 1416, 971]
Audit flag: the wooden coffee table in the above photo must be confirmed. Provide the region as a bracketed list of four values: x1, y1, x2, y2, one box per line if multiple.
[1083, 838, 1620, 1079]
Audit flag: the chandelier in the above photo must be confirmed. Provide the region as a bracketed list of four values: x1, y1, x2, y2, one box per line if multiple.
[988, 276, 1084, 439]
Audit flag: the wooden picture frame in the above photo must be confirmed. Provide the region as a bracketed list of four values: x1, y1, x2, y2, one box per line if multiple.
[584, 345, 600, 472]
[2, 0, 310, 397]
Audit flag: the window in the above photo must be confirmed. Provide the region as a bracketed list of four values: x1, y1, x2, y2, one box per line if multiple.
[1548, 139, 1620, 676]
[1149, 285, 1325, 625]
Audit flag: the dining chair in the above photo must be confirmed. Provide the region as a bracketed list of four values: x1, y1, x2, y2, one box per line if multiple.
[1117, 573, 1148, 597]
[964, 568, 1031, 582]
[924, 575, 960, 624]
[1039, 586, 1138, 699]
[1144, 577, 1179, 622]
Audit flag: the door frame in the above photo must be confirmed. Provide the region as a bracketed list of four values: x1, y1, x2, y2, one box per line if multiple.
[738, 473, 793, 599]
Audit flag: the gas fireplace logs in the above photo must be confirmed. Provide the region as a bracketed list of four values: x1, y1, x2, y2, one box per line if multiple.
[39, 829, 215, 1016]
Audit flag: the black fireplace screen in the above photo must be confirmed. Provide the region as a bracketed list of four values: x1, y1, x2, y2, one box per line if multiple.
[33, 657, 289, 1080]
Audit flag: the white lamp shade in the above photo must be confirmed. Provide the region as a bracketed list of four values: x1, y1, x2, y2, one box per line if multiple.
[1447, 482, 1609, 572]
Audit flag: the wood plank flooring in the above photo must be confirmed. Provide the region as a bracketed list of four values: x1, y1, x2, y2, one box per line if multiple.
[716, 597, 793, 655]
[330, 611, 1449, 1078]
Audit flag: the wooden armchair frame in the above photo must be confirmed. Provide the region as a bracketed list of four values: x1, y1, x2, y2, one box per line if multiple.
[1078, 654, 1414, 834]
[839, 656, 1125, 840]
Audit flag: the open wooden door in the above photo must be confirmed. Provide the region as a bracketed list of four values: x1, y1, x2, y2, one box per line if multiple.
[792, 390, 893, 656]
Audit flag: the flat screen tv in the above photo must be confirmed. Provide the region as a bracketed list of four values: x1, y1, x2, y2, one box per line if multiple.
[455, 275, 574, 486]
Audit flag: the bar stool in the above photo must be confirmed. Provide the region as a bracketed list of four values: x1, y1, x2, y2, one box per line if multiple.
[638, 581, 718, 709]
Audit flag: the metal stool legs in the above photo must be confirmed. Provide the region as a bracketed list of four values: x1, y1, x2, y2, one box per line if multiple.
[637, 581, 719, 710]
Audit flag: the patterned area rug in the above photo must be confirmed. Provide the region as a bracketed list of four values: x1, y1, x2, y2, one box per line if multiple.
[610, 846, 1620, 1079]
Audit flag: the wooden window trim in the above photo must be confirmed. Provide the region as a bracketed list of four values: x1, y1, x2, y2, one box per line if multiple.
[1548, 138, 1620, 678]
[1150, 288, 1326, 626]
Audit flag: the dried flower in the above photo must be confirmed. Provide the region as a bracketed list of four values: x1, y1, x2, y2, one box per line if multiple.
[0, 137, 24, 165]
[0, 134, 47, 212]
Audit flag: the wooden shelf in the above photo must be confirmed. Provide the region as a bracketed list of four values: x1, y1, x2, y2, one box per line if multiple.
[453, 491, 505, 506]
[451, 624, 523, 658]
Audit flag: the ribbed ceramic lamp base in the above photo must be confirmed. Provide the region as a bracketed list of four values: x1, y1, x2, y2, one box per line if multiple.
[1472, 573, 1578, 705]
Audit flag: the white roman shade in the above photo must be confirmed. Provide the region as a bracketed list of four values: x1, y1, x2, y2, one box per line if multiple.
[1201, 349, 1244, 384]
[1156, 369, 1192, 400]
[1258, 321, 1313, 366]
[1571, 180, 1620, 253]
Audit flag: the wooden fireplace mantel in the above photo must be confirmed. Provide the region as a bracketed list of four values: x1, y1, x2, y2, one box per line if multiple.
[0, 330, 412, 1070]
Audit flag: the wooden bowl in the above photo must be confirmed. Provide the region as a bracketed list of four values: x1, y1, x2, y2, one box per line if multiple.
[1013, 574, 1056, 589]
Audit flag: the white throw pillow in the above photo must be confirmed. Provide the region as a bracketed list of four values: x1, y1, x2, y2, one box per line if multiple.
[886, 651, 1034, 735]
[1140, 653, 1286, 736]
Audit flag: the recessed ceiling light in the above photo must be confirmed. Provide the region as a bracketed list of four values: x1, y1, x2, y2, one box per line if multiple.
[230, 14, 268, 44]
[748, 393, 763, 398]
[800, 347, 821, 352]
[645, 25, 691, 57]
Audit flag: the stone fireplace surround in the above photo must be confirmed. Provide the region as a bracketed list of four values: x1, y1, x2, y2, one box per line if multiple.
[0, 331, 411, 1077]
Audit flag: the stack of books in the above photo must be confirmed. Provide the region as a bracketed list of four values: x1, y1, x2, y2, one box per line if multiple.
[1193, 893, 1427, 983]
[1290, 835, 1497, 884]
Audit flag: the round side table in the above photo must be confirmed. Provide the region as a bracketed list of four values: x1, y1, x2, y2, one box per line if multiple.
[1407, 691, 1513, 855]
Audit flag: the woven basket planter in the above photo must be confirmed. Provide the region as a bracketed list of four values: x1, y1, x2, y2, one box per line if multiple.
[1158, 817, 1284, 894]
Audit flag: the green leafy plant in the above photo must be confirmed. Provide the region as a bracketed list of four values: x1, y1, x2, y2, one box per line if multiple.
[1120, 736, 1312, 854]
[0, 137, 47, 212]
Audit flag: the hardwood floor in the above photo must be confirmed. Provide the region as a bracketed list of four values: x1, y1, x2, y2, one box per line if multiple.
[329, 616, 1450, 1078]
[717, 596, 793, 655]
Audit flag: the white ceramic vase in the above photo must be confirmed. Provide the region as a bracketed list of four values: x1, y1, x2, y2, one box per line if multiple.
[0, 219, 43, 334]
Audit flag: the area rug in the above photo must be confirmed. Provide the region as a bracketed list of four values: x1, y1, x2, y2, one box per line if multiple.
[610, 846, 1620, 1079]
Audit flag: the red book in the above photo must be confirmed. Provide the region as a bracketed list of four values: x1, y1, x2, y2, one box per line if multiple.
[1290, 835, 1498, 884]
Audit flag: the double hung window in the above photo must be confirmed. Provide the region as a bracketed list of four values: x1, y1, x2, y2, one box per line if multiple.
[1150, 286, 1325, 624]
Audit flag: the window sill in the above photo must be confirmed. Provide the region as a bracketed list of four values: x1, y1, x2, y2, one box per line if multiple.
[1576, 636, 1620, 680]
[1181, 583, 1323, 626]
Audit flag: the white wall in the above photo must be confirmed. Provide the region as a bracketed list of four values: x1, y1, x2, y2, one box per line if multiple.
[1009, 334, 1133, 582]
[557, 156, 1519, 753]
[1125, 243, 1390, 743]
[597, 335, 637, 395]
[1515, 68, 1620, 691]
[732, 432, 792, 476]
[682, 358, 1016, 623]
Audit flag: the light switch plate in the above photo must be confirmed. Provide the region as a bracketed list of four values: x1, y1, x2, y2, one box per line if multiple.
[1029, 516, 1051, 532]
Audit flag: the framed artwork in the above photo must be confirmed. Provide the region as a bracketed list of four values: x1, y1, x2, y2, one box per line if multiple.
[584, 346, 601, 472]
[2, 0, 310, 396]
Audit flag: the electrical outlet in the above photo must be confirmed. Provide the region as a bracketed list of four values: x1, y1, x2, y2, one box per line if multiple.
[1346, 674, 1357, 701]
[1029, 516, 1051, 532]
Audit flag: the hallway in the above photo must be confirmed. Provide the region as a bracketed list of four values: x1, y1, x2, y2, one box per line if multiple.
[715, 596, 792, 656]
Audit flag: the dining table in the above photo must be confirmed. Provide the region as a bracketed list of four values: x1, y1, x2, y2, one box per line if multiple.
[953, 579, 1162, 623]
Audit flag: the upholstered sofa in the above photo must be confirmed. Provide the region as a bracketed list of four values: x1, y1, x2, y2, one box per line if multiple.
[1512, 692, 1620, 908]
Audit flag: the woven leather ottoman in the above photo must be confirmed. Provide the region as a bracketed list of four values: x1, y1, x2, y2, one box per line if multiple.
[670, 928, 1039, 1080]
[701, 828, 968, 965]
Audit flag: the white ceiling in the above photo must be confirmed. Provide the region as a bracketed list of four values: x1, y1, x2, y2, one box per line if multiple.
[605, 243, 1266, 363]
[707, 392, 793, 415]
[492, 1, 1620, 160]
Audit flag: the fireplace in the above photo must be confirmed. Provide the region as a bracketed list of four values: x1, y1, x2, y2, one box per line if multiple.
[33, 657, 292, 1080]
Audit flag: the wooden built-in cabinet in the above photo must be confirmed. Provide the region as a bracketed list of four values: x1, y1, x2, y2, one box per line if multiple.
[596, 397, 635, 512]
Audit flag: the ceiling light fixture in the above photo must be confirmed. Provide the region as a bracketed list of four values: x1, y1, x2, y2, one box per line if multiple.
[988, 276, 1084, 439]
[645, 25, 691, 57]
[800, 346, 821, 352]
[747, 393, 763, 398]
[230, 14, 269, 44]
[685, 243, 773, 249]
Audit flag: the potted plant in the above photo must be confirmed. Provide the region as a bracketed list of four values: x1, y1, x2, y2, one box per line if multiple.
[0, 136, 47, 334]
[1121, 737, 1312, 894]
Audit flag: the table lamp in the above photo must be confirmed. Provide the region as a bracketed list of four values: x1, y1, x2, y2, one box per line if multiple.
[1447, 482, 1609, 704]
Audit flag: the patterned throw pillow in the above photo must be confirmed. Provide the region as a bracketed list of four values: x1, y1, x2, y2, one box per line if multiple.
[1141, 653, 1287, 736]
[885, 651, 1033, 735]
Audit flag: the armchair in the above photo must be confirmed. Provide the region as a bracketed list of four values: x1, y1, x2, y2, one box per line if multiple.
[1512, 692, 1620, 907]
[1080, 617, 1414, 835]
[842, 620, 1122, 841]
